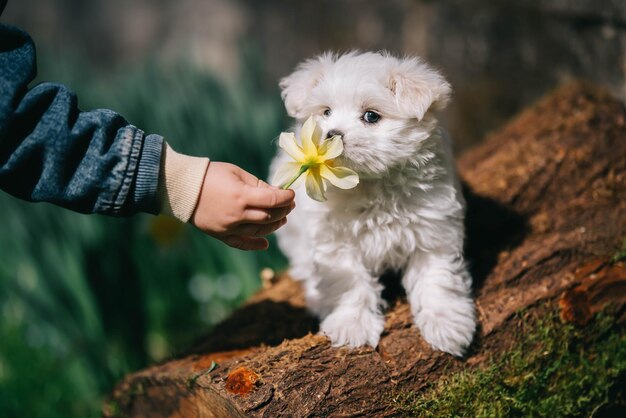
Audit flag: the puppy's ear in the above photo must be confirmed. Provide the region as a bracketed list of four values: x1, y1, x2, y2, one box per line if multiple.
[389, 58, 451, 121]
[280, 53, 334, 118]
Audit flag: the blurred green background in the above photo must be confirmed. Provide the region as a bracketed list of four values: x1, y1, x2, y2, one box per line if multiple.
[2, 0, 625, 416]
[0, 51, 289, 417]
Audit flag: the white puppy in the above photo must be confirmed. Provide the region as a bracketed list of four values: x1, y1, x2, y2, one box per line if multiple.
[270, 51, 475, 356]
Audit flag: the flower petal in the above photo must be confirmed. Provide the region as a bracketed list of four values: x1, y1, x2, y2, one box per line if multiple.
[305, 168, 327, 201]
[300, 116, 318, 156]
[279, 132, 305, 161]
[272, 162, 303, 188]
[320, 165, 359, 189]
[312, 122, 324, 147]
[319, 136, 344, 160]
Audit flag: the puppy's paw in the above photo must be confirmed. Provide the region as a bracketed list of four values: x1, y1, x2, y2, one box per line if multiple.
[414, 297, 476, 357]
[320, 306, 384, 348]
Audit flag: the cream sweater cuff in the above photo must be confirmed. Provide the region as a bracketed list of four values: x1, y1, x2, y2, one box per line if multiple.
[157, 143, 210, 223]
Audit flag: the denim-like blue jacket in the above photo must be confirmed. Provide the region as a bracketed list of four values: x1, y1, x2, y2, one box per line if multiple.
[0, 3, 163, 216]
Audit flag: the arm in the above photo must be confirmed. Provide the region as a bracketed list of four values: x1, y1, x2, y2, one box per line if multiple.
[0, 21, 295, 250]
[0, 22, 162, 215]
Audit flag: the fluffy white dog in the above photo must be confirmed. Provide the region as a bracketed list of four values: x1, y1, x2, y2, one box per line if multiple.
[270, 51, 475, 356]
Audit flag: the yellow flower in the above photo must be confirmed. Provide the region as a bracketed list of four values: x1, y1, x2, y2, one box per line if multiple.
[273, 116, 359, 201]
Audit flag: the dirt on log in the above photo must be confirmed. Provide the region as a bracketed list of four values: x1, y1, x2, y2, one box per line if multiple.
[105, 82, 626, 417]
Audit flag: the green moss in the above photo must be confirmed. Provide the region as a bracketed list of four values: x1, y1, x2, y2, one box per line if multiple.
[391, 309, 626, 417]
[103, 400, 121, 418]
[187, 361, 218, 388]
[611, 238, 626, 263]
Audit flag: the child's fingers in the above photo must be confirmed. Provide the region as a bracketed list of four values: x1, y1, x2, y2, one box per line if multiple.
[245, 185, 295, 208]
[231, 163, 294, 207]
[235, 218, 287, 237]
[221, 235, 269, 251]
[234, 166, 277, 190]
[243, 203, 295, 224]
[234, 166, 263, 186]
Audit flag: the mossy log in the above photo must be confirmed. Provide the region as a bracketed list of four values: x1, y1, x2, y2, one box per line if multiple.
[105, 82, 626, 417]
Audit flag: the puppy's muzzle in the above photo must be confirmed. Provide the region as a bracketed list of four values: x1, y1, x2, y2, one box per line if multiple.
[326, 129, 344, 139]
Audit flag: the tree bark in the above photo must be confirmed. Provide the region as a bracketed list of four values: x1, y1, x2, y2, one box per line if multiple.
[105, 82, 626, 417]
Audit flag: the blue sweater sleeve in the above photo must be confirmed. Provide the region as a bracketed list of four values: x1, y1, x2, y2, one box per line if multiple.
[0, 22, 163, 215]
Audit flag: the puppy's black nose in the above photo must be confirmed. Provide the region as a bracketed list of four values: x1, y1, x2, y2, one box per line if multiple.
[326, 129, 344, 139]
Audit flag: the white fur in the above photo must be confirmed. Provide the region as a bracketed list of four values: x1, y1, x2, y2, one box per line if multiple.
[270, 51, 476, 356]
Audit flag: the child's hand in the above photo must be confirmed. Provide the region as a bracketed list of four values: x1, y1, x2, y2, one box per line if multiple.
[191, 162, 295, 250]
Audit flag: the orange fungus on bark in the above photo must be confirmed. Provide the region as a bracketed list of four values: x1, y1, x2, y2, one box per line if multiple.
[225, 366, 260, 396]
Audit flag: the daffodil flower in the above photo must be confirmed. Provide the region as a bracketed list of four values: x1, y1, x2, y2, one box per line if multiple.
[273, 116, 359, 201]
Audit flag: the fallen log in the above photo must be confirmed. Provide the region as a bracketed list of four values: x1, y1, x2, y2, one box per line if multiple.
[105, 82, 626, 417]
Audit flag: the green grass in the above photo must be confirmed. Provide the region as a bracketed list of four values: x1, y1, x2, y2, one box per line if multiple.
[0, 50, 288, 417]
[391, 309, 626, 417]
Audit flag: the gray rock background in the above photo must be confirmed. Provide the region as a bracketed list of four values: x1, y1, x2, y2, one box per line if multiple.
[3, 0, 625, 151]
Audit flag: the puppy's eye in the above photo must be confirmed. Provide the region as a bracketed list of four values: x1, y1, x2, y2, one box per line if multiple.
[363, 110, 381, 124]
[323, 108, 332, 117]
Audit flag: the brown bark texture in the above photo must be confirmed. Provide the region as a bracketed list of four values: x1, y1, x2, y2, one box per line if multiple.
[105, 82, 626, 418]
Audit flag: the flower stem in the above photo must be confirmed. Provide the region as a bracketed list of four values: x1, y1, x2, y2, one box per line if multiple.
[282, 165, 309, 189]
